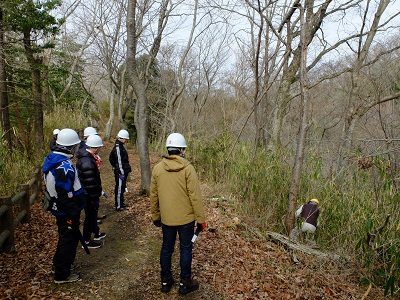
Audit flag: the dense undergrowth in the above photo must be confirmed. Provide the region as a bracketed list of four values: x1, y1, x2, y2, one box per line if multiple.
[1, 107, 85, 196]
[189, 132, 400, 297]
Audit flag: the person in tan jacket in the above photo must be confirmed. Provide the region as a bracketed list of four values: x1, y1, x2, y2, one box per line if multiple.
[150, 133, 206, 295]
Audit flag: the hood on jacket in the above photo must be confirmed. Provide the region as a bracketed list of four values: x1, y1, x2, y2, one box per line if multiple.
[76, 142, 88, 158]
[162, 155, 189, 172]
[42, 152, 71, 173]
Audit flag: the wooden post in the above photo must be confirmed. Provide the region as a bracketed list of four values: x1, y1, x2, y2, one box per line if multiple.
[20, 184, 31, 224]
[32, 167, 42, 204]
[0, 196, 15, 253]
[36, 166, 42, 196]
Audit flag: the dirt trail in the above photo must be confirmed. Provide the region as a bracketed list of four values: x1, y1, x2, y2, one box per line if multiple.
[0, 142, 385, 299]
[53, 143, 224, 299]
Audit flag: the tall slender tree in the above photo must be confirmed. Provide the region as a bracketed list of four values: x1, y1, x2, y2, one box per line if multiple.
[6, 0, 61, 152]
[0, 4, 11, 150]
[126, 0, 175, 194]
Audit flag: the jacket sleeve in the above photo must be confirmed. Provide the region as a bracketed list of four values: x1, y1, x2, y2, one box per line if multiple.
[186, 164, 205, 224]
[109, 148, 115, 168]
[150, 170, 161, 221]
[295, 205, 303, 218]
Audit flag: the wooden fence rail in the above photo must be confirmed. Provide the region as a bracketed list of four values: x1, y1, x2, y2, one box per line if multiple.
[0, 165, 42, 253]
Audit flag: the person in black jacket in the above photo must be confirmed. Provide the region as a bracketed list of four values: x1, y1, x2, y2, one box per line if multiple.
[109, 129, 132, 211]
[76, 134, 106, 249]
[49, 129, 60, 151]
[76, 126, 98, 152]
[42, 128, 85, 284]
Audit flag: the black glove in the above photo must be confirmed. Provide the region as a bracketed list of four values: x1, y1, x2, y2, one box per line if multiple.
[153, 220, 162, 227]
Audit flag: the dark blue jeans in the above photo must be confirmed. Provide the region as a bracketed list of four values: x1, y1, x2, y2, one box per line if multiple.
[160, 221, 195, 281]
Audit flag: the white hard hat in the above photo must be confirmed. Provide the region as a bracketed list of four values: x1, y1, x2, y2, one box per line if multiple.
[83, 126, 98, 138]
[56, 129, 81, 146]
[117, 129, 129, 139]
[53, 129, 60, 135]
[86, 134, 103, 147]
[166, 133, 187, 148]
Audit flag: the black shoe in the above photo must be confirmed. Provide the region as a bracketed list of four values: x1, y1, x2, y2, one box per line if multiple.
[94, 232, 106, 241]
[179, 278, 199, 295]
[97, 219, 102, 225]
[161, 277, 175, 293]
[54, 272, 81, 284]
[82, 240, 102, 249]
[116, 207, 127, 211]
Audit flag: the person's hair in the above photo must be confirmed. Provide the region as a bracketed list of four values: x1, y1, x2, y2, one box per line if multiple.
[167, 147, 181, 155]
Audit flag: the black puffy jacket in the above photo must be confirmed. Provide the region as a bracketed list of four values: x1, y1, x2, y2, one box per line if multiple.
[76, 148, 102, 200]
[109, 139, 131, 175]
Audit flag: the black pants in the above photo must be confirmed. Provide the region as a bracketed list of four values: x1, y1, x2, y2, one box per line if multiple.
[53, 216, 80, 280]
[83, 200, 100, 241]
[114, 173, 127, 209]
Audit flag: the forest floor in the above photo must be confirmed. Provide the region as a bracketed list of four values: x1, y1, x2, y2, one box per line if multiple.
[0, 142, 388, 299]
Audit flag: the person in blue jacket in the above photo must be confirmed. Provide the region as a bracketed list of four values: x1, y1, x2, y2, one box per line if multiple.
[42, 128, 85, 284]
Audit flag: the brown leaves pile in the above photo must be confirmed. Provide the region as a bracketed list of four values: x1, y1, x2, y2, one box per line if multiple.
[0, 170, 385, 299]
[0, 204, 58, 299]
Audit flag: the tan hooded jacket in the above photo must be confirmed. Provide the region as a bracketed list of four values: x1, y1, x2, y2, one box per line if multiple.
[150, 155, 205, 226]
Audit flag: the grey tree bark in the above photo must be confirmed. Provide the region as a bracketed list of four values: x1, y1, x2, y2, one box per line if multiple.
[336, 0, 397, 171]
[23, 31, 44, 152]
[126, 0, 172, 194]
[0, 7, 12, 150]
[286, 2, 310, 233]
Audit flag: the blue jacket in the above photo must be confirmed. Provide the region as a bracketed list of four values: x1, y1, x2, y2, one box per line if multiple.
[42, 151, 85, 218]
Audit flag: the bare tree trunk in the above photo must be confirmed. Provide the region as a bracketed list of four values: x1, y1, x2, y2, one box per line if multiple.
[32, 67, 44, 152]
[126, 0, 150, 194]
[270, 0, 332, 151]
[285, 3, 310, 234]
[135, 83, 151, 194]
[337, 0, 390, 170]
[0, 7, 11, 150]
[105, 83, 115, 142]
[58, 33, 92, 101]
[250, 5, 263, 159]
[167, 0, 199, 133]
[118, 65, 127, 127]
[23, 31, 44, 153]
